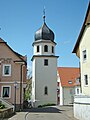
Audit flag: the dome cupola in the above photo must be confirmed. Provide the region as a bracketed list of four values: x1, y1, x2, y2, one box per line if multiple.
[35, 22, 54, 41]
[34, 8, 54, 41]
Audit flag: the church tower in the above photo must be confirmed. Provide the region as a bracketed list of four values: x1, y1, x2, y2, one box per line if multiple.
[32, 10, 58, 107]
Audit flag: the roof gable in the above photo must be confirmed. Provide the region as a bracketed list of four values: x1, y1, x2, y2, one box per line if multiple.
[57, 67, 80, 87]
[0, 38, 27, 64]
[73, 1, 90, 53]
[0, 38, 6, 43]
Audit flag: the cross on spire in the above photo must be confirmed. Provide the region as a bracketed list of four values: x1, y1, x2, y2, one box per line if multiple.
[43, 6, 46, 23]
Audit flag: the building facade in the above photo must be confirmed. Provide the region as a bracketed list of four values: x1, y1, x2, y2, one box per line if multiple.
[57, 67, 80, 105]
[0, 38, 27, 111]
[31, 14, 58, 107]
[73, 2, 90, 120]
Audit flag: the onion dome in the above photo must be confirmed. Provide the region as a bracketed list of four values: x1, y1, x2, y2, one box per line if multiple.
[35, 22, 54, 41]
[35, 8, 54, 41]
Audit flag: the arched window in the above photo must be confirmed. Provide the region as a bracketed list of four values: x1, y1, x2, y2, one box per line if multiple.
[37, 45, 39, 52]
[44, 86, 48, 95]
[44, 45, 48, 52]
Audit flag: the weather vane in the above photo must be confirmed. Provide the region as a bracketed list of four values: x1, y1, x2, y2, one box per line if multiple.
[43, 6, 46, 23]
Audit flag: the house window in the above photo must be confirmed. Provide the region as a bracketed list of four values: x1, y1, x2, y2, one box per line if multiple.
[44, 45, 48, 52]
[68, 81, 72, 84]
[77, 88, 79, 94]
[57, 82, 59, 86]
[84, 74, 88, 85]
[44, 59, 48, 66]
[52, 46, 54, 53]
[37, 45, 39, 52]
[3, 64, 11, 76]
[2, 86, 11, 98]
[44, 86, 48, 95]
[83, 50, 87, 61]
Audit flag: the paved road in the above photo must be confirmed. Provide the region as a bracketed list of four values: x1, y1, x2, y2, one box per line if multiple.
[8, 106, 78, 120]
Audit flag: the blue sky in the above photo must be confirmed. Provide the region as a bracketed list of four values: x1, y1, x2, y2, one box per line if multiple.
[0, 0, 89, 71]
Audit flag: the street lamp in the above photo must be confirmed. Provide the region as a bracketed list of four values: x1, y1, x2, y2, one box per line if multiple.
[14, 81, 17, 113]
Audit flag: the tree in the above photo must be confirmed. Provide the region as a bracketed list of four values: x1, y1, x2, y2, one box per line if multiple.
[24, 77, 32, 101]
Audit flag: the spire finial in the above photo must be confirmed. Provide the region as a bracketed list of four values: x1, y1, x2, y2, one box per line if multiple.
[43, 6, 46, 23]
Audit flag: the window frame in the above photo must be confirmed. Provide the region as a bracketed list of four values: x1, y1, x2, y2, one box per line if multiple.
[1, 86, 11, 99]
[82, 50, 87, 62]
[37, 45, 39, 52]
[68, 81, 72, 84]
[44, 45, 48, 52]
[44, 86, 48, 95]
[84, 74, 88, 86]
[3, 64, 11, 76]
[77, 88, 79, 94]
[44, 59, 48, 66]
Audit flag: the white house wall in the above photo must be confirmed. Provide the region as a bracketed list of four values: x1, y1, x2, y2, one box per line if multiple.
[74, 95, 90, 120]
[63, 87, 74, 105]
[80, 25, 90, 95]
[60, 82, 63, 105]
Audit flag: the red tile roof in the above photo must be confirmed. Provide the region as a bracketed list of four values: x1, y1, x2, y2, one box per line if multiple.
[57, 67, 80, 87]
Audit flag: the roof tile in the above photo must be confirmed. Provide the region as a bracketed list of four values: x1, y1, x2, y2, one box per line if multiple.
[57, 67, 80, 87]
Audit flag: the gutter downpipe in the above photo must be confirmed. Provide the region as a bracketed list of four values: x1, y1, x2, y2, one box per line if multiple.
[20, 64, 23, 111]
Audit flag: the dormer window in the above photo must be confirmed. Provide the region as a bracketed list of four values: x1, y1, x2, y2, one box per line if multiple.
[68, 81, 72, 84]
[44, 45, 48, 52]
[83, 50, 87, 61]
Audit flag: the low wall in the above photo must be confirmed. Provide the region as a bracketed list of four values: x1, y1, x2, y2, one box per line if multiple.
[0, 97, 14, 118]
[74, 95, 90, 120]
[0, 108, 14, 118]
[0, 97, 14, 111]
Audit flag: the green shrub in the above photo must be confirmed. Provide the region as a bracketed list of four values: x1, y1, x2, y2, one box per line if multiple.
[0, 101, 5, 109]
